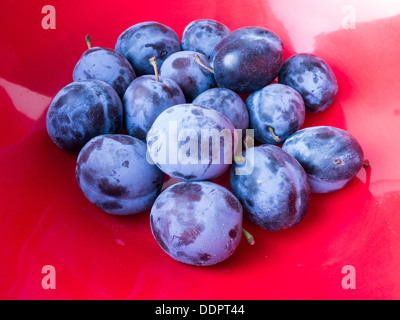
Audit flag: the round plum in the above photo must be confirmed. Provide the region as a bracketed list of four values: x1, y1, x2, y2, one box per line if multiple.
[76, 134, 164, 215]
[192, 88, 249, 135]
[46, 80, 123, 151]
[246, 83, 305, 145]
[123, 74, 185, 141]
[282, 126, 364, 193]
[150, 181, 243, 266]
[181, 19, 230, 61]
[212, 26, 284, 93]
[115, 21, 181, 76]
[146, 103, 237, 181]
[230, 145, 310, 231]
[73, 38, 136, 98]
[160, 51, 215, 102]
[278, 53, 338, 113]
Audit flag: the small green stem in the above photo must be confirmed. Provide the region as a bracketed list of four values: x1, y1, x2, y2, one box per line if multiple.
[267, 126, 281, 143]
[233, 155, 246, 164]
[85, 35, 92, 49]
[195, 54, 214, 73]
[149, 56, 159, 82]
[242, 228, 255, 245]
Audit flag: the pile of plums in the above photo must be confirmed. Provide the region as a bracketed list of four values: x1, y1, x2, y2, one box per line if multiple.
[46, 20, 366, 267]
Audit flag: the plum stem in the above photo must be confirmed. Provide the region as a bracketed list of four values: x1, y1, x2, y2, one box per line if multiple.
[242, 228, 255, 245]
[233, 155, 246, 164]
[149, 56, 159, 82]
[267, 126, 281, 143]
[85, 35, 92, 49]
[195, 54, 214, 73]
[363, 159, 371, 187]
[333, 158, 345, 165]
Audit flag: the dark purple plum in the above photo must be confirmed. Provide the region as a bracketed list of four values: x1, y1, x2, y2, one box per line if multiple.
[73, 37, 136, 98]
[115, 21, 180, 76]
[230, 145, 310, 231]
[46, 80, 123, 151]
[150, 181, 243, 266]
[282, 126, 364, 193]
[76, 134, 164, 215]
[146, 104, 237, 181]
[123, 74, 185, 141]
[246, 83, 305, 145]
[212, 27, 284, 93]
[192, 88, 249, 135]
[160, 51, 215, 102]
[278, 53, 338, 113]
[181, 19, 230, 61]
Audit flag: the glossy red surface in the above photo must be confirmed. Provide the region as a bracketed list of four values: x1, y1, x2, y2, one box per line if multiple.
[1, 0, 400, 300]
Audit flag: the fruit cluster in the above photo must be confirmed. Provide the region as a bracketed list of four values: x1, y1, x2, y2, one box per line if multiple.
[46, 20, 366, 266]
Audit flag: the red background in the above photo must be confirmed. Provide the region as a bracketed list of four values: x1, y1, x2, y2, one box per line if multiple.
[1, 0, 400, 299]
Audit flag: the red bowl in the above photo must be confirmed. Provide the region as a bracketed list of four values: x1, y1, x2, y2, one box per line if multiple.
[1, 0, 400, 300]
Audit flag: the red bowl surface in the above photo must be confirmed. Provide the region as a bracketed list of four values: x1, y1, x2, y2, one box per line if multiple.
[1, 0, 400, 300]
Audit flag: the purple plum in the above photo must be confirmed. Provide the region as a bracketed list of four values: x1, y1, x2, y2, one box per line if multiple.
[150, 181, 243, 266]
[76, 134, 164, 215]
[181, 19, 230, 61]
[230, 144, 310, 231]
[278, 53, 338, 113]
[46, 80, 123, 151]
[146, 103, 237, 181]
[115, 21, 181, 76]
[282, 126, 364, 193]
[246, 83, 305, 145]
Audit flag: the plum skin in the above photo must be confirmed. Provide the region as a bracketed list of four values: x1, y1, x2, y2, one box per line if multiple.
[212, 26, 284, 93]
[230, 145, 310, 231]
[73, 47, 136, 98]
[160, 51, 215, 102]
[46, 80, 123, 152]
[192, 88, 249, 134]
[123, 75, 185, 141]
[146, 104, 237, 181]
[150, 181, 243, 266]
[115, 21, 181, 76]
[278, 53, 338, 113]
[76, 134, 164, 215]
[181, 19, 230, 61]
[246, 83, 305, 145]
[282, 126, 364, 193]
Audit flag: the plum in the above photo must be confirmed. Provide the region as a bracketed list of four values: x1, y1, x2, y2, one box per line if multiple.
[146, 103, 237, 181]
[230, 145, 310, 231]
[46, 80, 123, 152]
[123, 72, 185, 141]
[160, 51, 215, 102]
[212, 26, 284, 93]
[192, 88, 249, 135]
[282, 126, 364, 193]
[181, 19, 230, 61]
[278, 53, 338, 113]
[246, 83, 305, 145]
[150, 181, 243, 266]
[76, 134, 164, 215]
[73, 36, 136, 98]
[115, 21, 180, 76]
